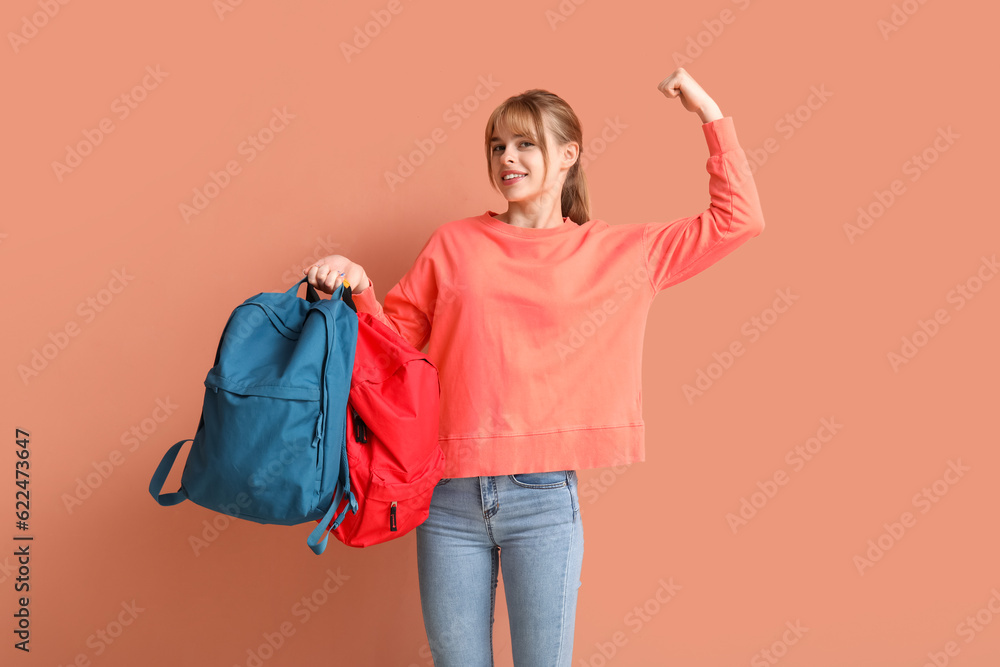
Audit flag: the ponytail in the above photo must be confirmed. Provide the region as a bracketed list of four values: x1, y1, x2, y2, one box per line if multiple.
[561, 158, 590, 225]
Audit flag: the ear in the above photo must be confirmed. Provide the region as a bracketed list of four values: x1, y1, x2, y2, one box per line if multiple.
[561, 141, 580, 170]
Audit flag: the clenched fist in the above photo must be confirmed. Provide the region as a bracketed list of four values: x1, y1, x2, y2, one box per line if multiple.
[657, 68, 722, 123]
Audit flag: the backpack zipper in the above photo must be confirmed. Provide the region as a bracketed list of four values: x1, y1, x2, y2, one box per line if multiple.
[390, 501, 397, 531]
[351, 406, 368, 443]
[312, 411, 324, 449]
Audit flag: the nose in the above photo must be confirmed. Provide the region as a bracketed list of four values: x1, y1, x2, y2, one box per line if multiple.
[497, 145, 516, 165]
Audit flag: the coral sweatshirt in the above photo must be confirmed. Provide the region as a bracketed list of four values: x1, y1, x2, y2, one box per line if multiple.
[351, 116, 765, 478]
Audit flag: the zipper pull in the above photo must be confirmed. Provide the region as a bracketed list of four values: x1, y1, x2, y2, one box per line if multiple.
[352, 407, 368, 443]
[312, 412, 324, 448]
[390, 501, 397, 531]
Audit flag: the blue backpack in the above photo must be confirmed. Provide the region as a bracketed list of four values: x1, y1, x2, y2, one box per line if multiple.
[149, 277, 358, 555]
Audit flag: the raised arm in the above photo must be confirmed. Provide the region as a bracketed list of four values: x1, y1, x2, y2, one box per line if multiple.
[644, 69, 765, 293]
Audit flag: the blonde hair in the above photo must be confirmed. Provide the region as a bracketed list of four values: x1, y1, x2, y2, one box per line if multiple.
[484, 89, 591, 225]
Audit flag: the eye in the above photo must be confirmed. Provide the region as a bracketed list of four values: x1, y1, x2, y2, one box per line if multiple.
[492, 140, 534, 153]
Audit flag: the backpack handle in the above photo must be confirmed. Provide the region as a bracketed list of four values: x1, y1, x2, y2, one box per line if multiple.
[148, 439, 191, 506]
[289, 277, 357, 313]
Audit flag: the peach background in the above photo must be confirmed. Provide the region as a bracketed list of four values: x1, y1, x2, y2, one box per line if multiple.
[3, 0, 999, 665]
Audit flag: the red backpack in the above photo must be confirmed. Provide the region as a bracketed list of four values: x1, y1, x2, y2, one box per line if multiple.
[317, 308, 445, 547]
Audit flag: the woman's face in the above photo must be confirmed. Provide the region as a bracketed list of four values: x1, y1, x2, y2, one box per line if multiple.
[489, 120, 569, 206]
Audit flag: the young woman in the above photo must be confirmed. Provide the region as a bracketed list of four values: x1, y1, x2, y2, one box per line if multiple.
[305, 68, 765, 666]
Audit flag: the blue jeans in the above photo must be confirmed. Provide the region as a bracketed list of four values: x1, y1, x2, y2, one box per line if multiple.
[416, 470, 585, 666]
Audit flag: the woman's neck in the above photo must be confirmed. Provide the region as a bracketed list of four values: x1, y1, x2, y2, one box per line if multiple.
[493, 195, 565, 229]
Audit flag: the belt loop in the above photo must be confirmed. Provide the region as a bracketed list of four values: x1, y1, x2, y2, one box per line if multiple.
[567, 470, 579, 516]
[479, 475, 488, 516]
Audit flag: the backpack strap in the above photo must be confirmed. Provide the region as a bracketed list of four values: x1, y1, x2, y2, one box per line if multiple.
[288, 276, 357, 313]
[148, 439, 191, 506]
[303, 282, 359, 556]
[306, 486, 357, 555]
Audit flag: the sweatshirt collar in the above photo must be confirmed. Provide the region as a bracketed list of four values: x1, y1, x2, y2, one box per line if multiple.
[477, 210, 584, 238]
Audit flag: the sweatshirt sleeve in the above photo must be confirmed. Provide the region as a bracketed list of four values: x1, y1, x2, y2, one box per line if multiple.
[642, 116, 765, 293]
[349, 234, 437, 351]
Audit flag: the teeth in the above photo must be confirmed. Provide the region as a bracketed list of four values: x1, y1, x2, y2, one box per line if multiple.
[503, 173, 525, 180]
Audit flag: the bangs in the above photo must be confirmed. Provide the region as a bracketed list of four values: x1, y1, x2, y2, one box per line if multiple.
[490, 99, 545, 147]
